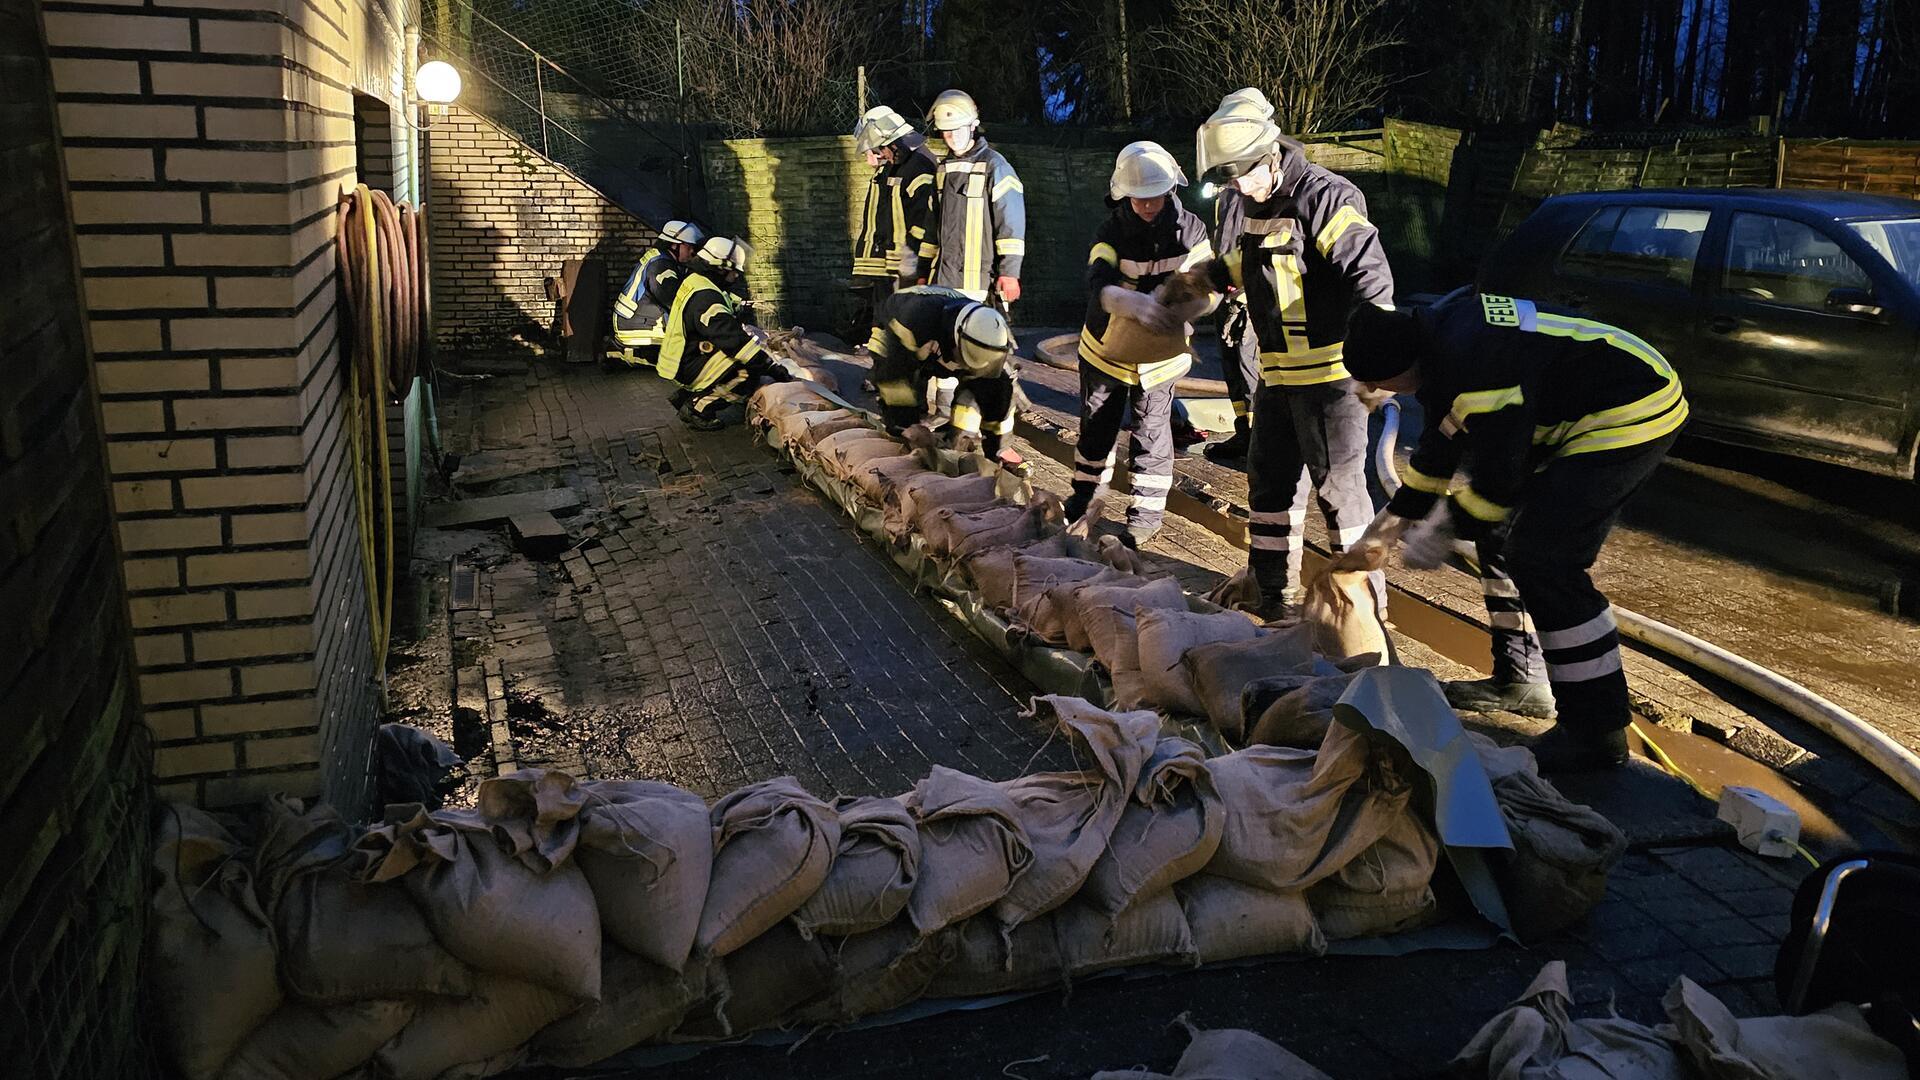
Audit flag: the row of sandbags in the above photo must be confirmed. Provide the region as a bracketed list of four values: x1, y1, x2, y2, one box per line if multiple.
[150, 694, 1445, 1080]
[747, 381, 1625, 946]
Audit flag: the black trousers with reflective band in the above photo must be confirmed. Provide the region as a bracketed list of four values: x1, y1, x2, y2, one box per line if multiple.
[1491, 428, 1680, 735]
[678, 354, 783, 421]
[1072, 362, 1176, 533]
[1246, 380, 1375, 603]
[851, 275, 893, 344]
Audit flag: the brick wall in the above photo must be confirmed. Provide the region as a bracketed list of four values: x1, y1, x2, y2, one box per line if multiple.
[42, 0, 419, 811]
[2, 1, 150, 1072]
[427, 104, 659, 356]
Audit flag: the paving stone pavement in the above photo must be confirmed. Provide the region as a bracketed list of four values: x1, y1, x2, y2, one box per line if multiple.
[419, 358, 1814, 1080]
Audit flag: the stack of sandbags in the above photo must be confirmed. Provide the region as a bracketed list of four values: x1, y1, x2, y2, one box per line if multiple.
[963, 533, 1098, 611]
[812, 426, 909, 482]
[696, 778, 841, 959]
[900, 767, 1034, 936]
[1246, 669, 1365, 749]
[1065, 574, 1187, 652]
[1183, 622, 1317, 742]
[773, 407, 872, 454]
[919, 499, 1057, 560]
[1468, 733, 1628, 942]
[883, 470, 999, 541]
[1136, 607, 1264, 717]
[1010, 556, 1116, 644]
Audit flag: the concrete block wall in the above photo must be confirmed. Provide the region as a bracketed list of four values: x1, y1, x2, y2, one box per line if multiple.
[427, 105, 659, 356]
[41, 0, 419, 811]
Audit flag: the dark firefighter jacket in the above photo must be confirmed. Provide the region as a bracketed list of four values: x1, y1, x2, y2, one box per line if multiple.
[866, 285, 1015, 437]
[907, 138, 1025, 299]
[657, 270, 765, 392]
[853, 133, 939, 281]
[612, 245, 688, 347]
[1078, 199, 1215, 388]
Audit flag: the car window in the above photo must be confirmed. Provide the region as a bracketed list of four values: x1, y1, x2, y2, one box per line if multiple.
[1849, 218, 1920, 292]
[1724, 213, 1872, 309]
[1556, 205, 1706, 290]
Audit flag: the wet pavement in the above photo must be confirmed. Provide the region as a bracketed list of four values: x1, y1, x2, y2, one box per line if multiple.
[383, 354, 1844, 1079]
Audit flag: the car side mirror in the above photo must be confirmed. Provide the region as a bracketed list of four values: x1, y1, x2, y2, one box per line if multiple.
[1826, 287, 1884, 320]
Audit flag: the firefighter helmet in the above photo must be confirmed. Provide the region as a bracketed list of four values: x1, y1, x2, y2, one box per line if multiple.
[954, 302, 1012, 377]
[1215, 86, 1275, 122]
[1109, 141, 1188, 200]
[855, 106, 914, 153]
[696, 235, 752, 275]
[1196, 115, 1284, 185]
[658, 219, 705, 247]
[927, 89, 981, 132]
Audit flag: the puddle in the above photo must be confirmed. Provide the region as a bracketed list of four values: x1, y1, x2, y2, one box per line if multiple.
[1626, 723, 1851, 850]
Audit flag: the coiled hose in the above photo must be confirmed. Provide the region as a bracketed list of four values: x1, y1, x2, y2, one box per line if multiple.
[335, 184, 429, 670]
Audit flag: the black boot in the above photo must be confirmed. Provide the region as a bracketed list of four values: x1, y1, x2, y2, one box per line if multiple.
[1204, 425, 1251, 466]
[677, 402, 727, 431]
[1527, 723, 1629, 773]
[1445, 678, 1558, 719]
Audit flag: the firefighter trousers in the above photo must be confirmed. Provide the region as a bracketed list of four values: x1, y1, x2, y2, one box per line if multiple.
[673, 353, 784, 425]
[1246, 380, 1376, 605]
[851, 276, 893, 345]
[1482, 428, 1680, 736]
[1069, 363, 1175, 535]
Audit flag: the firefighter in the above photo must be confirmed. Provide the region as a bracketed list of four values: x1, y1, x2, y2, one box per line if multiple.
[867, 285, 1017, 456]
[1066, 141, 1218, 548]
[610, 219, 705, 367]
[850, 106, 938, 340]
[1344, 289, 1690, 771]
[1198, 110, 1394, 620]
[1198, 88, 1274, 466]
[656, 236, 788, 430]
[909, 89, 1025, 306]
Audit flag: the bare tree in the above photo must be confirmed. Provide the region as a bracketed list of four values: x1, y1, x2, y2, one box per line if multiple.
[1144, 0, 1402, 133]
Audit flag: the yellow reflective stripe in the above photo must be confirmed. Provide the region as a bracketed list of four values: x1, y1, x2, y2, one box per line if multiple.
[1089, 242, 1118, 266]
[920, 242, 940, 260]
[859, 177, 881, 258]
[689, 351, 735, 392]
[877, 379, 918, 406]
[1257, 340, 1347, 386]
[992, 175, 1023, 200]
[988, 407, 1016, 435]
[888, 318, 937, 360]
[1077, 326, 1195, 387]
[613, 325, 664, 347]
[852, 256, 893, 276]
[1222, 250, 1244, 288]
[996, 237, 1025, 255]
[1314, 204, 1371, 257]
[1529, 313, 1677, 379]
[889, 180, 908, 260]
[907, 173, 933, 196]
[655, 271, 718, 382]
[1401, 463, 1452, 495]
[1563, 379, 1683, 444]
[1231, 399, 1249, 418]
[1453, 486, 1509, 524]
[963, 187, 984, 290]
[951, 402, 982, 434]
[699, 302, 729, 328]
[1560, 398, 1690, 457]
[1180, 240, 1215, 270]
[1448, 386, 1525, 429]
[736, 337, 763, 363]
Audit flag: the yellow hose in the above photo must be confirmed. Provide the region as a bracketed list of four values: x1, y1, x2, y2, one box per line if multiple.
[1631, 720, 1820, 867]
[349, 184, 392, 671]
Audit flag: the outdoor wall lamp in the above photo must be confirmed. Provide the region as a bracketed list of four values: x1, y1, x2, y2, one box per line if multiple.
[415, 60, 462, 128]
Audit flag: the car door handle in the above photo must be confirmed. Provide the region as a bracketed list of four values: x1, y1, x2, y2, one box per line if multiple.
[1709, 315, 1739, 334]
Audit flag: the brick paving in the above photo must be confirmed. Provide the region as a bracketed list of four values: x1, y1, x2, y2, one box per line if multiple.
[395, 356, 1831, 1079]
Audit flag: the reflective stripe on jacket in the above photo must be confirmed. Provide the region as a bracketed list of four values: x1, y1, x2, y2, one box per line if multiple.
[853, 136, 938, 280]
[658, 270, 765, 391]
[919, 139, 1025, 299]
[612, 246, 689, 347]
[1079, 200, 1214, 388]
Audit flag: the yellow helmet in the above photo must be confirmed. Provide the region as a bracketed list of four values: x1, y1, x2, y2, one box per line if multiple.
[855, 106, 913, 154]
[927, 89, 981, 132]
[1196, 115, 1283, 186]
[1110, 141, 1188, 200]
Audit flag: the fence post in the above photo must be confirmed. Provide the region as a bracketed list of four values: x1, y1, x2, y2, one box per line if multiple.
[533, 55, 549, 159]
[1773, 136, 1786, 187]
[857, 65, 867, 118]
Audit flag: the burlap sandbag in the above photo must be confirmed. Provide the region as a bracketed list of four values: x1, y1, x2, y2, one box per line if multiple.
[780, 408, 870, 452]
[219, 1000, 414, 1080]
[1095, 1020, 1334, 1080]
[1094, 271, 1216, 367]
[355, 805, 602, 1001]
[830, 436, 911, 481]
[901, 766, 1034, 934]
[531, 944, 711, 1067]
[1083, 604, 1141, 675]
[675, 920, 836, 1040]
[794, 920, 960, 1025]
[573, 779, 713, 972]
[1137, 607, 1263, 716]
[1177, 874, 1327, 964]
[1469, 733, 1627, 943]
[150, 804, 282, 1080]
[884, 471, 998, 539]
[964, 534, 1098, 610]
[1247, 671, 1365, 750]
[278, 865, 476, 1005]
[920, 500, 1037, 559]
[992, 698, 1160, 929]
[1055, 890, 1198, 979]
[1666, 975, 1909, 1080]
[1306, 805, 1439, 940]
[1184, 623, 1318, 743]
[792, 795, 921, 939]
[373, 974, 575, 1080]
[1065, 575, 1188, 653]
[750, 381, 833, 421]
[1082, 736, 1224, 916]
[1302, 568, 1392, 666]
[1011, 558, 1119, 644]
[853, 453, 929, 504]
[696, 777, 840, 958]
[473, 768, 589, 871]
[925, 913, 1063, 998]
[1203, 723, 1406, 893]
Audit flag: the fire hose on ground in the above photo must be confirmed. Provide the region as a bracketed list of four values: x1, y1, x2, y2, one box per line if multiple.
[335, 184, 430, 671]
[1372, 397, 1920, 809]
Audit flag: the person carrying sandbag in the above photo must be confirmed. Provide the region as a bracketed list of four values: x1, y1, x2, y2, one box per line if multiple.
[866, 285, 1017, 456]
[1065, 141, 1220, 551]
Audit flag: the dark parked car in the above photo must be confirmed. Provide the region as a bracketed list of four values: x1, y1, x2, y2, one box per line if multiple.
[1479, 188, 1920, 477]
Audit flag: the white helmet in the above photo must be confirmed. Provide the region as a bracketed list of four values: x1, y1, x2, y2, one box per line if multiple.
[1197, 115, 1284, 185]
[927, 89, 980, 132]
[696, 235, 752, 275]
[1214, 87, 1274, 122]
[658, 219, 705, 247]
[954, 302, 1012, 377]
[855, 105, 914, 154]
[1110, 141, 1188, 200]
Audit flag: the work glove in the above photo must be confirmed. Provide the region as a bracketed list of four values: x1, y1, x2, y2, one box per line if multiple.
[1337, 508, 1410, 570]
[1400, 509, 1456, 571]
[1101, 286, 1179, 334]
[995, 275, 1022, 303]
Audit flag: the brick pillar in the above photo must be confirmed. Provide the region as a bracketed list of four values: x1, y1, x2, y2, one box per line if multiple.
[41, 0, 410, 810]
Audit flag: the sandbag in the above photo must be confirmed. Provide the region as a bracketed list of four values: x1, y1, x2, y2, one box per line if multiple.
[278, 865, 475, 1005]
[531, 945, 711, 1067]
[1092, 1019, 1335, 1080]
[792, 795, 921, 939]
[1083, 604, 1141, 676]
[1247, 671, 1365, 750]
[1082, 736, 1225, 916]
[964, 533, 1098, 610]
[1055, 891, 1197, 978]
[1185, 624, 1317, 743]
[795, 920, 959, 1024]
[473, 768, 589, 871]
[813, 427, 897, 475]
[1094, 270, 1216, 367]
[992, 698, 1159, 929]
[920, 500, 1034, 559]
[1137, 607, 1263, 716]
[884, 471, 998, 538]
[750, 381, 833, 421]
[1302, 568, 1392, 665]
[696, 777, 840, 958]
[675, 920, 835, 1039]
[373, 974, 575, 1080]
[355, 805, 602, 1001]
[852, 453, 929, 504]
[219, 999, 414, 1080]
[1306, 807, 1440, 940]
[830, 436, 911, 480]
[1453, 960, 1691, 1079]
[1065, 575, 1188, 653]
[902, 766, 1034, 934]
[1203, 723, 1408, 894]
[1664, 975, 1908, 1080]
[1177, 874, 1326, 964]
[573, 779, 713, 971]
[149, 804, 282, 1080]
[951, 500, 1056, 559]
[925, 913, 1063, 998]
[1011, 558, 1119, 644]
[780, 408, 870, 452]
[1470, 733, 1627, 944]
